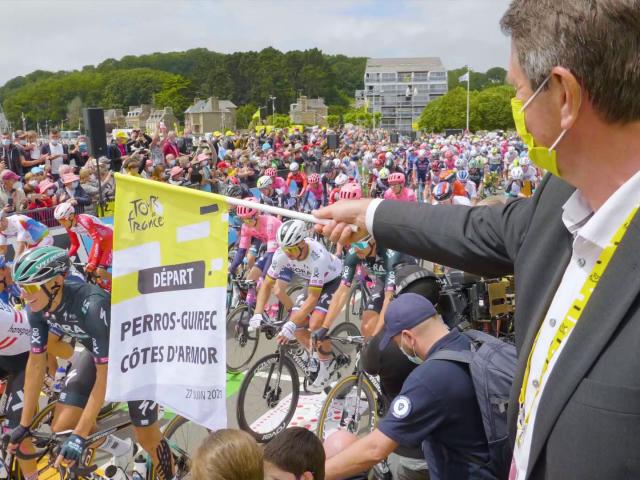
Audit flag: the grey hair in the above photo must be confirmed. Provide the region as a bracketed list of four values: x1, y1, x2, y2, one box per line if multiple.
[501, 0, 640, 124]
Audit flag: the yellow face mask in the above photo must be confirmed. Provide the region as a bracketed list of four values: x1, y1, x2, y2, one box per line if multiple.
[511, 75, 569, 178]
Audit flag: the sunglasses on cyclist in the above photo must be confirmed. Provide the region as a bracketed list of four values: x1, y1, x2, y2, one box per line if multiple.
[282, 245, 301, 255]
[19, 283, 45, 294]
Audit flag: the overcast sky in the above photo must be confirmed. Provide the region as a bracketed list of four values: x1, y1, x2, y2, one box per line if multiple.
[1, 0, 512, 86]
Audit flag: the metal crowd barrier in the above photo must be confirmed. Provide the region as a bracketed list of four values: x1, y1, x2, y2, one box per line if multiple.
[16, 204, 86, 228]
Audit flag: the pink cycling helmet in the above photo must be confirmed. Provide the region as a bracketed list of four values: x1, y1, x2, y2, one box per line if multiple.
[388, 172, 405, 185]
[265, 167, 277, 178]
[338, 183, 362, 200]
[308, 173, 320, 184]
[236, 197, 259, 218]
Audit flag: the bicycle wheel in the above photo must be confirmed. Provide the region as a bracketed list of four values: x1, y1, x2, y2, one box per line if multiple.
[236, 353, 300, 443]
[328, 322, 361, 376]
[316, 374, 379, 442]
[226, 304, 260, 374]
[12, 400, 96, 480]
[161, 416, 211, 479]
[345, 283, 366, 323]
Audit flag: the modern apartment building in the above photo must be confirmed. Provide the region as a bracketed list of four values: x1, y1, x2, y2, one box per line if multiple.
[355, 57, 448, 133]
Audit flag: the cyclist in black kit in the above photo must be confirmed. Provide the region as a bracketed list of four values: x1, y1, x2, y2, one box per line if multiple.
[8, 246, 174, 480]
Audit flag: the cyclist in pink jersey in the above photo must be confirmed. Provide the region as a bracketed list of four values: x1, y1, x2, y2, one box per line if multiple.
[228, 198, 293, 309]
[265, 167, 288, 194]
[384, 172, 417, 202]
[300, 173, 323, 211]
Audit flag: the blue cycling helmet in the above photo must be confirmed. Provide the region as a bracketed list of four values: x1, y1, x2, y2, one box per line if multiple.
[456, 170, 470, 183]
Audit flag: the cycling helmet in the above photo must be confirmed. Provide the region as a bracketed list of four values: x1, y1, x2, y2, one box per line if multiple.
[332, 158, 341, 169]
[378, 168, 390, 180]
[519, 156, 530, 166]
[13, 246, 70, 285]
[308, 173, 320, 184]
[388, 172, 405, 185]
[289, 162, 300, 172]
[454, 157, 466, 169]
[257, 175, 273, 189]
[385, 152, 393, 160]
[374, 157, 384, 168]
[277, 219, 307, 247]
[54, 202, 75, 221]
[430, 160, 441, 172]
[338, 183, 362, 200]
[510, 166, 524, 181]
[236, 197, 259, 218]
[225, 184, 243, 198]
[322, 160, 333, 173]
[456, 170, 470, 183]
[384, 159, 394, 169]
[432, 182, 453, 202]
[265, 167, 277, 178]
[417, 149, 426, 158]
[334, 173, 349, 187]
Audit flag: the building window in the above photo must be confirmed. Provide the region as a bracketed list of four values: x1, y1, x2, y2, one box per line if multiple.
[398, 72, 412, 83]
[381, 72, 396, 82]
[413, 71, 429, 82]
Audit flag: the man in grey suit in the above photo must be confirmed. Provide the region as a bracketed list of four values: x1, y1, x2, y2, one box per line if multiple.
[314, 1, 640, 478]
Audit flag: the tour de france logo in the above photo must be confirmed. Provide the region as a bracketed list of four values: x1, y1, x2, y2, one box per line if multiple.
[128, 195, 165, 233]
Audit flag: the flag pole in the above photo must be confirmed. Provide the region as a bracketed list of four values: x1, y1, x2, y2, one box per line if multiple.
[466, 65, 470, 132]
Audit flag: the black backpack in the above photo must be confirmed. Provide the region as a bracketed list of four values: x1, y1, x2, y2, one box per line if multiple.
[428, 329, 516, 478]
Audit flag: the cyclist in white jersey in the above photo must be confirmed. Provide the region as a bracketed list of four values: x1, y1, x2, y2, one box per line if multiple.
[252, 220, 342, 392]
[0, 213, 53, 258]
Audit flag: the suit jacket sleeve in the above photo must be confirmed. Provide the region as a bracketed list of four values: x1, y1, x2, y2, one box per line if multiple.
[372, 176, 550, 277]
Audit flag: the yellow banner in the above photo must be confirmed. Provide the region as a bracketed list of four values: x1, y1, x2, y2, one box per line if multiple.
[107, 174, 228, 429]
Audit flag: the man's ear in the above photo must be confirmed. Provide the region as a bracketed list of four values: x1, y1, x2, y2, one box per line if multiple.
[302, 472, 315, 480]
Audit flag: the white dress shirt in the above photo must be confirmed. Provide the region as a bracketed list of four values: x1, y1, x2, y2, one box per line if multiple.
[365, 171, 640, 478]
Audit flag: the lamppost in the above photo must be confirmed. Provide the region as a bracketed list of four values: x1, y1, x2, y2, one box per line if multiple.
[269, 96, 277, 122]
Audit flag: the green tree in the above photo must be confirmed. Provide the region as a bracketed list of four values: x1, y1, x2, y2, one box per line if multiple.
[486, 67, 507, 85]
[476, 85, 515, 130]
[326, 114, 340, 128]
[153, 75, 194, 121]
[236, 103, 259, 129]
[418, 87, 481, 132]
[266, 113, 291, 128]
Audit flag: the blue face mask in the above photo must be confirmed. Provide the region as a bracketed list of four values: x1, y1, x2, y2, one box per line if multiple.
[400, 334, 423, 365]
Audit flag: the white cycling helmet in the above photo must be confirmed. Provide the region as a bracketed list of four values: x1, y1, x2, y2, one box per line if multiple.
[332, 158, 341, 168]
[54, 202, 75, 220]
[277, 219, 307, 247]
[289, 162, 300, 172]
[257, 175, 273, 189]
[334, 173, 349, 187]
[510, 166, 524, 181]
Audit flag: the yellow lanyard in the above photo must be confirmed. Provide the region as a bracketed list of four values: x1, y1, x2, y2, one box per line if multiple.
[516, 205, 639, 443]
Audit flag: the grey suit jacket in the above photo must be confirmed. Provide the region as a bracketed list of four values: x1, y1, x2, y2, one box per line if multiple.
[372, 174, 640, 479]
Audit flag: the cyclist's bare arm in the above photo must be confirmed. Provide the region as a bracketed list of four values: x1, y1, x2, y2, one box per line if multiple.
[17, 352, 46, 430]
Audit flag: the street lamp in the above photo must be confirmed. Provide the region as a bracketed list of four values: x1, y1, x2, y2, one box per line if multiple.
[269, 96, 277, 122]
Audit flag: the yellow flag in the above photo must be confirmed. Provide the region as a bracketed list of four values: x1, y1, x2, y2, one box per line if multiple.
[107, 174, 228, 430]
[252, 108, 261, 121]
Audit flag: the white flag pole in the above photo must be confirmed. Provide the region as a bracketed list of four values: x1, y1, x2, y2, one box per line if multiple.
[466, 65, 471, 132]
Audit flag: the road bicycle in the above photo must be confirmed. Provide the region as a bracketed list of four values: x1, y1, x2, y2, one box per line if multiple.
[316, 335, 386, 441]
[236, 320, 360, 443]
[12, 400, 208, 480]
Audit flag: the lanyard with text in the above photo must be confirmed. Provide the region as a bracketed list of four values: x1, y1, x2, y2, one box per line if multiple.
[516, 205, 639, 445]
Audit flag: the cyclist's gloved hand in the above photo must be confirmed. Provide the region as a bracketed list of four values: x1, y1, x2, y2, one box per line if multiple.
[278, 320, 297, 341]
[59, 434, 86, 465]
[312, 327, 329, 343]
[85, 262, 97, 273]
[8, 424, 31, 452]
[249, 313, 263, 330]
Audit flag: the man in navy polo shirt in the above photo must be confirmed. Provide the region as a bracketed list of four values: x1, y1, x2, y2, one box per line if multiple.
[325, 293, 495, 480]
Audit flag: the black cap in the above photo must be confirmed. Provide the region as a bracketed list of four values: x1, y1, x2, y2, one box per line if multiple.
[379, 293, 437, 350]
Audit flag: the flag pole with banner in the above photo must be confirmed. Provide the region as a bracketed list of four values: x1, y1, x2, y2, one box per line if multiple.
[106, 174, 228, 430]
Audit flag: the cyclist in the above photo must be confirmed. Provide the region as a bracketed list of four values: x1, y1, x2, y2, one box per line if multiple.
[9, 247, 174, 480]
[505, 165, 525, 198]
[432, 181, 453, 205]
[300, 173, 323, 211]
[371, 168, 390, 198]
[456, 170, 478, 204]
[257, 175, 286, 208]
[519, 157, 538, 197]
[265, 167, 288, 194]
[384, 172, 417, 202]
[328, 173, 349, 205]
[319, 235, 416, 339]
[54, 202, 113, 291]
[0, 212, 53, 258]
[412, 149, 430, 202]
[228, 199, 293, 310]
[285, 162, 307, 193]
[251, 220, 342, 393]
